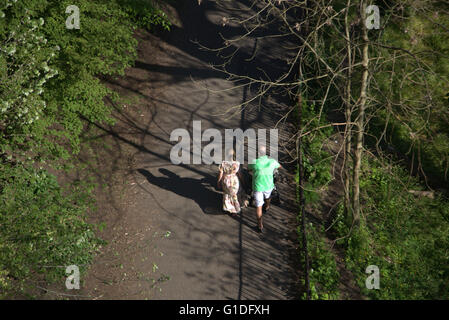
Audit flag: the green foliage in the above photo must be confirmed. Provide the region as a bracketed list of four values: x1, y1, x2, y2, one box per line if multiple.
[297, 100, 333, 204]
[298, 223, 340, 300]
[117, 0, 171, 31]
[333, 202, 350, 243]
[296, 99, 339, 299]
[340, 156, 449, 299]
[0, 0, 60, 162]
[0, 163, 103, 296]
[306, 0, 449, 299]
[368, 0, 449, 185]
[1, 0, 140, 163]
[0, 0, 170, 297]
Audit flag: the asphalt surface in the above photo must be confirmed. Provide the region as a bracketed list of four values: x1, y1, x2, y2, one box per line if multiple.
[79, 0, 301, 300]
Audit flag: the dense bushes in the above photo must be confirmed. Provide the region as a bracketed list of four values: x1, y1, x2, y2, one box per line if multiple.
[368, 1, 449, 186]
[118, 0, 171, 31]
[298, 0, 449, 299]
[298, 222, 340, 300]
[337, 1, 449, 299]
[0, 164, 103, 297]
[0, 0, 170, 297]
[296, 100, 339, 299]
[335, 156, 449, 299]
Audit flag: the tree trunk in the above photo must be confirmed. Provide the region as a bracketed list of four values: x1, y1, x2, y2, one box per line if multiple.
[343, 0, 353, 218]
[352, 0, 370, 227]
[297, 1, 311, 300]
[297, 91, 310, 300]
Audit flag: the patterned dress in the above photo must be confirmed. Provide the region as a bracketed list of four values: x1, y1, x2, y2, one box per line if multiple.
[219, 161, 241, 214]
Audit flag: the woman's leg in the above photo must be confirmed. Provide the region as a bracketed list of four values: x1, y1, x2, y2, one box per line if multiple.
[230, 177, 241, 213]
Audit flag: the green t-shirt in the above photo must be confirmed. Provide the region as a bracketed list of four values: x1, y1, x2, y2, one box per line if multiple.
[248, 156, 280, 192]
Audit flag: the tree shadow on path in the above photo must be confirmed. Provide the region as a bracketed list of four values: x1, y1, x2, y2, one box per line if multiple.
[138, 168, 224, 215]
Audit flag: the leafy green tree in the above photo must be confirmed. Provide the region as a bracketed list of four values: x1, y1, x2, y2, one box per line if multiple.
[0, 0, 170, 296]
[0, 0, 59, 164]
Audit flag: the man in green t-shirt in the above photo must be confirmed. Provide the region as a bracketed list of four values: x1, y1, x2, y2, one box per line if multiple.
[248, 146, 281, 232]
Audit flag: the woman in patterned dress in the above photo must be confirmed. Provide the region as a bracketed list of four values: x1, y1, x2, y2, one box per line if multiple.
[217, 149, 241, 216]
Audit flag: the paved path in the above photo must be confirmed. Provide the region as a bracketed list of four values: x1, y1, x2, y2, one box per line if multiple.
[80, 0, 301, 300]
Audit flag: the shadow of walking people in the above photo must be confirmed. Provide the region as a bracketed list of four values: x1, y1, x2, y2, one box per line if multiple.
[138, 168, 224, 215]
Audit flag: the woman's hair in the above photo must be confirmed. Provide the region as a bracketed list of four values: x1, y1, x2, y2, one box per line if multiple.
[226, 148, 236, 161]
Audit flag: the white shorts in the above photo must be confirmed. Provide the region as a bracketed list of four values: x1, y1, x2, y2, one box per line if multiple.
[253, 190, 273, 208]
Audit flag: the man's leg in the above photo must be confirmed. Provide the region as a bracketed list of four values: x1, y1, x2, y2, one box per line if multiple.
[262, 189, 273, 212]
[264, 198, 271, 212]
[253, 191, 264, 231]
[256, 205, 263, 230]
